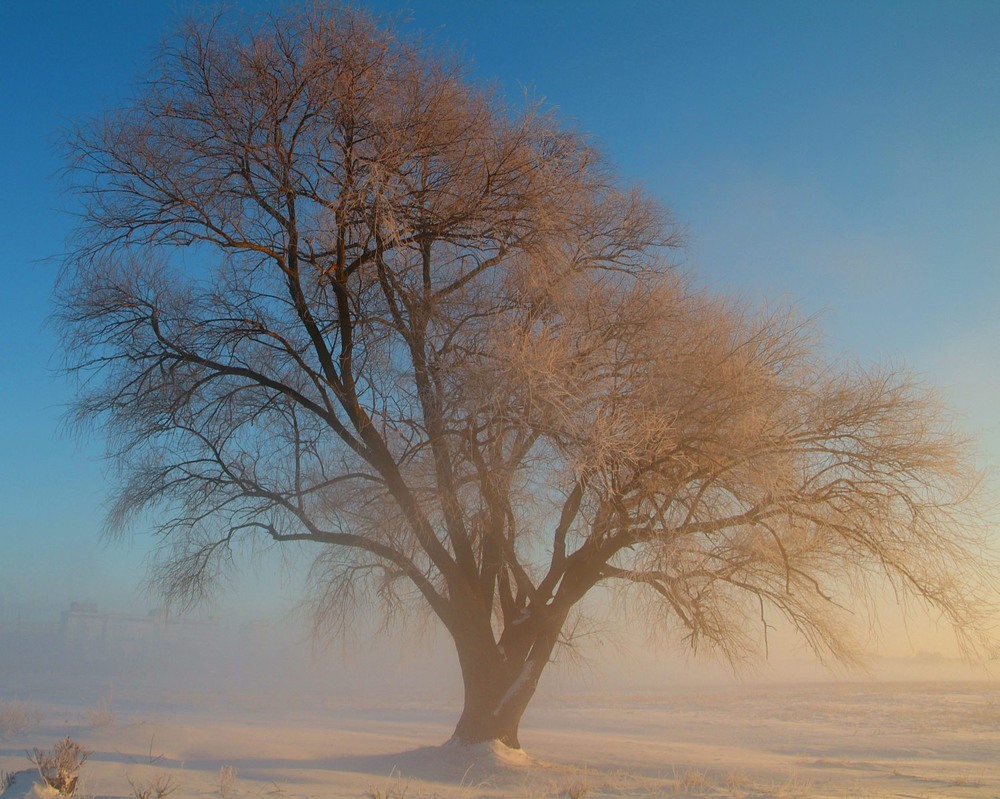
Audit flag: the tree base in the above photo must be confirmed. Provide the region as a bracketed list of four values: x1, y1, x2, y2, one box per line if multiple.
[442, 736, 534, 765]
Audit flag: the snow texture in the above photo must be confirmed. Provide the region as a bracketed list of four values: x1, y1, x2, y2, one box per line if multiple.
[1, 682, 998, 798]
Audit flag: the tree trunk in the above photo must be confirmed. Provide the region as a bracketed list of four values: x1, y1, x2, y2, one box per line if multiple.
[448, 616, 563, 750]
[449, 655, 542, 749]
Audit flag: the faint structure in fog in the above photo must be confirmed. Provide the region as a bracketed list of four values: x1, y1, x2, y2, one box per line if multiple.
[60, 602, 220, 664]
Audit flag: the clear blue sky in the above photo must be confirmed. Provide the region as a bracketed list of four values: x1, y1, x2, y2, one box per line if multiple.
[2, 1, 999, 625]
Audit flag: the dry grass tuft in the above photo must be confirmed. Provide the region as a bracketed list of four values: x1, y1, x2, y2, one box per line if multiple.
[672, 767, 710, 795]
[722, 771, 755, 797]
[217, 765, 239, 799]
[562, 780, 590, 799]
[365, 781, 409, 799]
[127, 772, 179, 799]
[81, 693, 115, 728]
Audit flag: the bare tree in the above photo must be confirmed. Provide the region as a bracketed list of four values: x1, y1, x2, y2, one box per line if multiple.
[60, 4, 997, 748]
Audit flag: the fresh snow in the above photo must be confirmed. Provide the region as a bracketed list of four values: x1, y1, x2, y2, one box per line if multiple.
[0, 771, 58, 799]
[1, 681, 998, 798]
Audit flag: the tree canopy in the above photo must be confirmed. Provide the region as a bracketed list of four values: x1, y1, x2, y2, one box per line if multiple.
[60, 3, 998, 748]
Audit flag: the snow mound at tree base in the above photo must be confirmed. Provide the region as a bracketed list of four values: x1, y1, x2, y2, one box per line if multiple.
[369, 738, 539, 783]
[441, 737, 535, 767]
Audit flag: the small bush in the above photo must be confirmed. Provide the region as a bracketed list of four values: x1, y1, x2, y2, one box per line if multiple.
[1, 770, 16, 792]
[28, 737, 92, 796]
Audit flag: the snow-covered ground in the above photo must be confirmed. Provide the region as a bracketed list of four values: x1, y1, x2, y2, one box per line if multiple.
[1, 681, 997, 799]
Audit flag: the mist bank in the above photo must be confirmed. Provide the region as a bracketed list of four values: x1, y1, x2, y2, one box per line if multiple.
[0, 601, 991, 716]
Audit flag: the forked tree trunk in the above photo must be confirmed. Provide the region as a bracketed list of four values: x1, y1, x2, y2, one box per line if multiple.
[448, 618, 562, 749]
[450, 655, 542, 749]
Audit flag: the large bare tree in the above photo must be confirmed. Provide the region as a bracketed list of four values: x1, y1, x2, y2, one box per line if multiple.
[60, 4, 996, 748]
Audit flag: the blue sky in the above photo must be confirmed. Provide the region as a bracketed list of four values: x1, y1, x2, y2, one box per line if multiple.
[2, 1, 999, 631]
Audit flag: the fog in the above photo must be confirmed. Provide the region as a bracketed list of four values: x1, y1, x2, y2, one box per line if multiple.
[1, 590, 987, 715]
